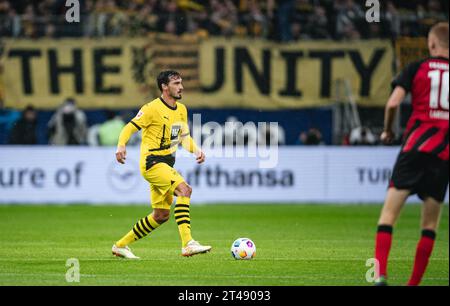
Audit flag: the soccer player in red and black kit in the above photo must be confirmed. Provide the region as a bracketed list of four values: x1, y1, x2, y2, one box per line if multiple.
[374, 22, 449, 286]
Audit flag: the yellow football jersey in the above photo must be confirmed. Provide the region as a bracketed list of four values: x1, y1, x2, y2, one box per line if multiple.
[128, 97, 198, 172]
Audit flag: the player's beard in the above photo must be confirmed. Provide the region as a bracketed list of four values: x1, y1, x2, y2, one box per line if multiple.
[171, 92, 182, 100]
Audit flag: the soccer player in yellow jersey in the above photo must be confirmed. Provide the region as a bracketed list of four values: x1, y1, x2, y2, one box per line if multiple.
[111, 71, 211, 258]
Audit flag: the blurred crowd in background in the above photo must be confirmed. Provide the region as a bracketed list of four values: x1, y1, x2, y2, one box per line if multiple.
[0, 0, 448, 41]
[0, 97, 379, 147]
[1, 0, 448, 147]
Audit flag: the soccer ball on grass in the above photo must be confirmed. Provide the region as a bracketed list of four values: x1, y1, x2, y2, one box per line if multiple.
[231, 238, 256, 260]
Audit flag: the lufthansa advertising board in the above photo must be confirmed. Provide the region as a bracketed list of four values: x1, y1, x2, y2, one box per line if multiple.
[1, 147, 444, 205]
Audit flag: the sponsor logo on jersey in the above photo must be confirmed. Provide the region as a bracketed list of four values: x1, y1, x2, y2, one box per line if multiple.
[135, 111, 144, 119]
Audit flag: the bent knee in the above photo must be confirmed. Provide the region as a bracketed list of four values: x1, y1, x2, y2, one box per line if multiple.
[185, 185, 193, 197]
[152, 211, 170, 224]
[154, 216, 169, 224]
[177, 184, 193, 198]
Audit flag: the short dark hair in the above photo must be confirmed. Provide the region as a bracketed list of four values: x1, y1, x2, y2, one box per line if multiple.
[24, 104, 35, 112]
[157, 70, 181, 91]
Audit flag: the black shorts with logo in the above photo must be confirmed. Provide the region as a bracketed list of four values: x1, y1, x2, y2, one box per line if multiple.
[390, 152, 449, 202]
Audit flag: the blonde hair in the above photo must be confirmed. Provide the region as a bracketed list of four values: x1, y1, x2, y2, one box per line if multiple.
[429, 22, 449, 49]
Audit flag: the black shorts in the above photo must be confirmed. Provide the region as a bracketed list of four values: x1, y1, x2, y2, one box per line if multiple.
[390, 152, 449, 202]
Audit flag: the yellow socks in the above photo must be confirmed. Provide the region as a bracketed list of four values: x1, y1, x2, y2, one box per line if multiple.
[116, 198, 193, 248]
[174, 196, 193, 247]
[116, 214, 160, 247]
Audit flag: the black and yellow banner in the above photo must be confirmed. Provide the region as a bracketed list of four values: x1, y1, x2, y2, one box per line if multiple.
[198, 38, 394, 109]
[3, 37, 150, 109]
[395, 37, 428, 71]
[1, 34, 201, 109]
[1, 36, 393, 109]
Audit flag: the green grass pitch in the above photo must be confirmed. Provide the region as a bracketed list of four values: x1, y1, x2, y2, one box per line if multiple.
[0, 204, 448, 286]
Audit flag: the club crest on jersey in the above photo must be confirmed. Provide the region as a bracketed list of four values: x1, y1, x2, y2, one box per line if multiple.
[135, 111, 144, 119]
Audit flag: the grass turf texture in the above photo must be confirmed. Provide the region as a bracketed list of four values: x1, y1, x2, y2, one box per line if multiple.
[0, 204, 448, 286]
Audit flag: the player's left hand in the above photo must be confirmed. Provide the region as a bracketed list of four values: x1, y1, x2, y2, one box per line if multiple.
[116, 145, 127, 164]
[380, 130, 395, 145]
[196, 151, 206, 164]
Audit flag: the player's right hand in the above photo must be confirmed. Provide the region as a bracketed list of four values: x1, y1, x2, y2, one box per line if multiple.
[380, 130, 395, 145]
[116, 146, 127, 164]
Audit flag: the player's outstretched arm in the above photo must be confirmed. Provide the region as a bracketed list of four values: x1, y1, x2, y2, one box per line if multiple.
[116, 123, 139, 164]
[381, 86, 406, 144]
